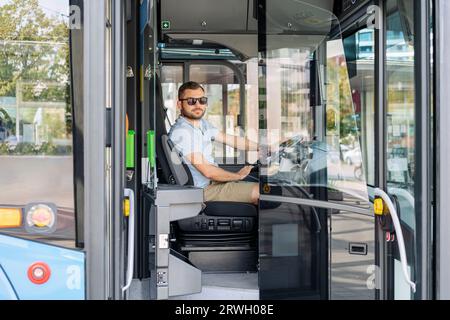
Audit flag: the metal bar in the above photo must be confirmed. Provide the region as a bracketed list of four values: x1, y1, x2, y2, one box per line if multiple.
[69, 0, 85, 248]
[260, 195, 372, 216]
[374, 0, 386, 301]
[338, 1, 376, 36]
[435, 0, 450, 300]
[105, 0, 113, 299]
[112, 0, 127, 300]
[183, 61, 190, 84]
[222, 83, 227, 162]
[374, 0, 386, 206]
[414, 0, 432, 300]
[83, 0, 108, 300]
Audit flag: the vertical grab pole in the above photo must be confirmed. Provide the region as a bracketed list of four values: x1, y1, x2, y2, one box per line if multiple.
[122, 188, 135, 293]
[148, 130, 156, 169]
[126, 131, 136, 169]
[374, 188, 416, 293]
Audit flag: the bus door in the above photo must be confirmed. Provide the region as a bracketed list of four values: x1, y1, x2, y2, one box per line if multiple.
[337, 0, 426, 300]
[257, 0, 376, 300]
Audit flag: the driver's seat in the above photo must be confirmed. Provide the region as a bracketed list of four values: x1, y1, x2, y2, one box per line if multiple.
[154, 76, 257, 271]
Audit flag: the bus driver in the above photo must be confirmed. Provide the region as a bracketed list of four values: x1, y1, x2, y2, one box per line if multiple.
[169, 81, 259, 205]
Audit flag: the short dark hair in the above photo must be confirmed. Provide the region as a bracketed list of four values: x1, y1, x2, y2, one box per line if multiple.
[178, 81, 205, 100]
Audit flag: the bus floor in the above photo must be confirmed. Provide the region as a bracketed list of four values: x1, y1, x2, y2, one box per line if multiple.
[127, 272, 259, 300]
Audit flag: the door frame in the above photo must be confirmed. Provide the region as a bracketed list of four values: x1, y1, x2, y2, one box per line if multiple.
[83, 0, 110, 300]
[435, 0, 450, 300]
[83, 0, 127, 300]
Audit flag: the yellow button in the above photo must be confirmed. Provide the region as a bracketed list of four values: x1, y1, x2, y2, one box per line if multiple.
[124, 199, 130, 217]
[374, 198, 384, 216]
[0, 208, 22, 228]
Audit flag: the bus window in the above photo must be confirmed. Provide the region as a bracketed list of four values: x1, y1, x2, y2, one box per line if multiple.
[161, 60, 258, 165]
[0, 0, 75, 248]
[189, 63, 237, 163]
[161, 64, 184, 128]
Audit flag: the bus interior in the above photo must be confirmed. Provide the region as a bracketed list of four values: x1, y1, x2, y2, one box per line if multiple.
[122, 0, 410, 300]
[0, 0, 423, 300]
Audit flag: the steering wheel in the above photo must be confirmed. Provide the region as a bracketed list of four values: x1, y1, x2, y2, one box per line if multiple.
[246, 160, 262, 173]
[270, 135, 313, 167]
[261, 135, 318, 186]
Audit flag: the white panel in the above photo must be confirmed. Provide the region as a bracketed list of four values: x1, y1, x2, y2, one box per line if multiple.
[162, 0, 247, 32]
[394, 260, 412, 300]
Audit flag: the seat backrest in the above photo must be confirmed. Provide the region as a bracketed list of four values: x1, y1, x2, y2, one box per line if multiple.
[161, 134, 193, 186]
[154, 75, 194, 186]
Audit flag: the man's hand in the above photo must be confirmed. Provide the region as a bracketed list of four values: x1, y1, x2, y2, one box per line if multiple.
[237, 165, 253, 180]
[215, 132, 259, 152]
[187, 153, 253, 183]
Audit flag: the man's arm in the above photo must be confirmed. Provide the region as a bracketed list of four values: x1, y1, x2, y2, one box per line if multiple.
[186, 153, 252, 182]
[215, 132, 258, 152]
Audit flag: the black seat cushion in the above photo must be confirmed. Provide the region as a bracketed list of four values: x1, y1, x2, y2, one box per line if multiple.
[204, 201, 257, 217]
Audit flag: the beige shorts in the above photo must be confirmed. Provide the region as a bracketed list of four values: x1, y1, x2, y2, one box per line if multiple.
[204, 181, 258, 203]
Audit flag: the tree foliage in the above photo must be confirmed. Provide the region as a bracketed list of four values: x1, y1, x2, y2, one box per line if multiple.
[326, 56, 360, 144]
[0, 0, 71, 145]
[0, 0, 69, 96]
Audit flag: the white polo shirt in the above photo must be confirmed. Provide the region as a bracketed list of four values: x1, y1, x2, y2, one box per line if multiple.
[168, 117, 219, 188]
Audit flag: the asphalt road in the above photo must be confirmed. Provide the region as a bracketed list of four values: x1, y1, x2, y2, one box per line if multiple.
[0, 156, 74, 209]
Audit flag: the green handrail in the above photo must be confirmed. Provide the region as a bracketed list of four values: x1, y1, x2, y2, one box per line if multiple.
[147, 130, 156, 169]
[126, 130, 135, 169]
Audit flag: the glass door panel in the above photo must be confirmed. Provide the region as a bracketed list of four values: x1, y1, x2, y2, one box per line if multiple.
[261, 6, 369, 205]
[343, 28, 376, 186]
[259, 0, 372, 300]
[0, 0, 76, 248]
[385, 0, 416, 300]
[259, 200, 327, 300]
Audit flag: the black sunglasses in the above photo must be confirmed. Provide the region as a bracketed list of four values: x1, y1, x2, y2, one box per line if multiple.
[179, 97, 208, 106]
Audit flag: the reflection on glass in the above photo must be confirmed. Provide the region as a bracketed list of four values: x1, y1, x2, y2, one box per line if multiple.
[325, 39, 368, 200]
[386, 0, 416, 300]
[0, 0, 74, 247]
[259, 0, 372, 300]
[344, 29, 376, 186]
[161, 64, 183, 127]
[261, 1, 369, 204]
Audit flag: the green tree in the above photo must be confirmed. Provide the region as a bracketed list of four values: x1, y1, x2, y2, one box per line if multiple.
[326, 56, 360, 140]
[0, 0, 71, 143]
[0, 0, 69, 95]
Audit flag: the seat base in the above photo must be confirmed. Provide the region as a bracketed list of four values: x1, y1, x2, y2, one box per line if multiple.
[173, 202, 258, 273]
[204, 201, 257, 217]
[170, 273, 259, 300]
[185, 249, 258, 273]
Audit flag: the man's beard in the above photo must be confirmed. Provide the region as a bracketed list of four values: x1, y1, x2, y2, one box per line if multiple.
[181, 107, 205, 120]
